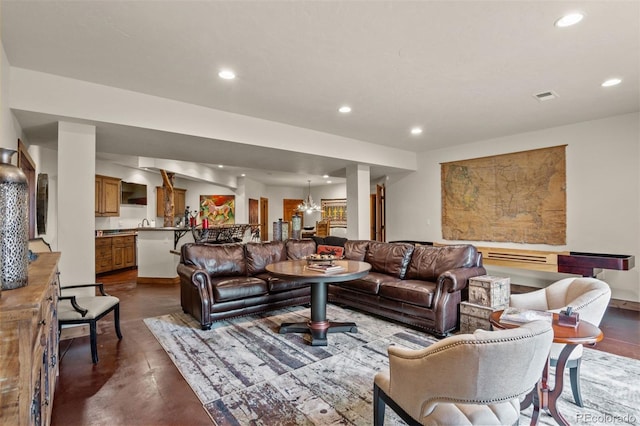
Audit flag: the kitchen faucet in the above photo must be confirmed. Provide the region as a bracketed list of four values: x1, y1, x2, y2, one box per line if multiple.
[140, 218, 150, 227]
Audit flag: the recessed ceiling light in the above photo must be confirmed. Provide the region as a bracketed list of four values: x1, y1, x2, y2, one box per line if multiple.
[338, 106, 352, 113]
[326, 180, 332, 184]
[555, 12, 584, 28]
[602, 78, 622, 87]
[410, 127, 423, 135]
[322, 174, 329, 178]
[218, 164, 224, 168]
[218, 70, 236, 80]
[240, 173, 246, 177]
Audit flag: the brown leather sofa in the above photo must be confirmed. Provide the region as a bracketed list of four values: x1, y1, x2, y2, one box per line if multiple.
[178, 239, 316, 330]
[329, 241, 486, 336]
[178, 239, 485, 336]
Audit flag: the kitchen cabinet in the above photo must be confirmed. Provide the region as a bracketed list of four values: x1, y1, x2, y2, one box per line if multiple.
[95, 235, 136, 274]
[156, 187, 187, 218]
[0, 252, 61, 426]
[95, 175, 121, 217]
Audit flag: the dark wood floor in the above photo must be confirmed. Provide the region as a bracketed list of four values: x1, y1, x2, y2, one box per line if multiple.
[51, 269, 640, 425]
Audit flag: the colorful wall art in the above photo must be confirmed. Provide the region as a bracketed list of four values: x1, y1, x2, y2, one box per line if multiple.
[200, 195, 235, 225]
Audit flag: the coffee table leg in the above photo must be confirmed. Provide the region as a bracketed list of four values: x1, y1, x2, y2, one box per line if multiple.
[279, 281, 357, 346]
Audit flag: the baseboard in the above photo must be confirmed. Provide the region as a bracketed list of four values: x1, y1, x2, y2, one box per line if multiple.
[136, 276, 180, 285]
[60, 324, 90, 340]
[510, 283, 639, 312]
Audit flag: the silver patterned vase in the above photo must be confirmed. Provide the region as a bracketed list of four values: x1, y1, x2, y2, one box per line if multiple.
[0, 148, 29, 290]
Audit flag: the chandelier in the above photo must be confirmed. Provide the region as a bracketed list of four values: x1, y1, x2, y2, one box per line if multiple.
[297, 180, 321, 213]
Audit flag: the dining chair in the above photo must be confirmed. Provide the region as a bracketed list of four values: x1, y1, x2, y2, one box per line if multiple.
[29, 238, 123, 363]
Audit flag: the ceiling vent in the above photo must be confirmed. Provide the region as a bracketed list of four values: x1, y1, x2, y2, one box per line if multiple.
[533, 90, 558, 102]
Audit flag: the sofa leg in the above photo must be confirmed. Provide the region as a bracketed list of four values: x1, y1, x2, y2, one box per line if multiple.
[201, 324, 212, 331]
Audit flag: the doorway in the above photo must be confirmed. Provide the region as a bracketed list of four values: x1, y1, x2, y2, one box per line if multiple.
[259, 197, 269, 241]
[17, 139, 36, 239]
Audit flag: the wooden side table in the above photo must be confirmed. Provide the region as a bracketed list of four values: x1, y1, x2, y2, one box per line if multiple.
[490, 311, 603, 426]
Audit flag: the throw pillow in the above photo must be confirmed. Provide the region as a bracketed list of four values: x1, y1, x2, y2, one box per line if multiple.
[316, 245, 345, 258]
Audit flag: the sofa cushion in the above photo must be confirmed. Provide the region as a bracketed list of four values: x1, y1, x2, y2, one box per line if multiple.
[210, 276, 269, 302]
[344, 240, 370, 261]
[342, 272, 401, 295]
[245, 241, 287, 275]
[285, 239, 316, 260]
[365, 241, 415, 279]
[181, 243, 246, 277]
[405, 244, 478, 282]
[253, 272, 310, 293]
[316, 245, 344, 257]
[379, 279, 437, 308]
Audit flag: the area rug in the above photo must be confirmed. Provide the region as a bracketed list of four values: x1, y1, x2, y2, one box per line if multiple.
[144, 305, 640, 425]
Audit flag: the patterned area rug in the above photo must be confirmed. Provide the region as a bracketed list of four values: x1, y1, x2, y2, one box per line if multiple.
[144, 305, 640, 425]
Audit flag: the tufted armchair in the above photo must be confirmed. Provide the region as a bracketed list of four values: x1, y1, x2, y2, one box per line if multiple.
[509, 277, 611, 406]
[373, 321, 553, 426]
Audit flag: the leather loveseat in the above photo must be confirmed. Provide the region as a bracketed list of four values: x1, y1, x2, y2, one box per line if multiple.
[178, 239, 485, 336]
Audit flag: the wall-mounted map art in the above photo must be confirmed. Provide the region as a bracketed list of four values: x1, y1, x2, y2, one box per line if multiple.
[321, 199, 347, 227]
[200, 195, 235, 225]
[441, 145, 566, 245]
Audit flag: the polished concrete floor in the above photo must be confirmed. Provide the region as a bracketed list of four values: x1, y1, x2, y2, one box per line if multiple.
[51, 269, 640, 425]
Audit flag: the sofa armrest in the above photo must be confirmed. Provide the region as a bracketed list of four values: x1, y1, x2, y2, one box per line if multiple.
[177, 263, 214, 328]
[438, 266, 487, 293]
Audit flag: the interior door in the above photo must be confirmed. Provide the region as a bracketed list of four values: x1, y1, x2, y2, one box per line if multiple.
[370, 184, 386, 241]
[249, 198, 259, 240]
[259, 197, 269, 241]
[376, 184, 386, 242]
[283, 199, 303, 235]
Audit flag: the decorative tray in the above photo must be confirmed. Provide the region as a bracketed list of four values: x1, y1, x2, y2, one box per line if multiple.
[305, 254, 341, 265]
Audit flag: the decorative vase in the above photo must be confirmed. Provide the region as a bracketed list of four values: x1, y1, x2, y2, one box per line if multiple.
[273, 219, 283, 241]
[291, 214, 301, 240]
[0, 148, 29, 290]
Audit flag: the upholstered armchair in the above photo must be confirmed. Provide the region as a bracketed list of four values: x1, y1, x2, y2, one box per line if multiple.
[374, 321, 553, 426]
[509, 277, 611, 406]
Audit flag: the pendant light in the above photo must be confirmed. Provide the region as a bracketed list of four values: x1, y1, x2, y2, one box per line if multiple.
[297, 180, 321, 214]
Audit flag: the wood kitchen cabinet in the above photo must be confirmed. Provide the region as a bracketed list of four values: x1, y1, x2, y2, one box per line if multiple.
[0, 253, 61, 426]
[156, 187, 187, 218]
[95, 235, 136, 274]
[95, 175, 121, 217]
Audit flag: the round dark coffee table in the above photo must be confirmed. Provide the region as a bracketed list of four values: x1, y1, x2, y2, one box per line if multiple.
[266, 259, 371, 346]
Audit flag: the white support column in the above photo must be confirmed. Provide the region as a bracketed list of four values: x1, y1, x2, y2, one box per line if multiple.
[57, 122, 96, 287]
[346, 164, 370, 240]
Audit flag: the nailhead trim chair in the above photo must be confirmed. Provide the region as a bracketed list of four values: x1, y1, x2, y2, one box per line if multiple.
[509, 277, 611, 407]
[373, 321, 554, 426]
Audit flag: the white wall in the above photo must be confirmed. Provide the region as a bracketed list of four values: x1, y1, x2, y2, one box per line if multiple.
[387, 113, 640, 302]
[1, 43, 20, 150]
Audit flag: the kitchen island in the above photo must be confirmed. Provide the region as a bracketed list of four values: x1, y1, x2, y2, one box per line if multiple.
[136, 227, 195, 284]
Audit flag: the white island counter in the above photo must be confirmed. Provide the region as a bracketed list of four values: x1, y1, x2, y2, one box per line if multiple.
[136, 227, 194, 283]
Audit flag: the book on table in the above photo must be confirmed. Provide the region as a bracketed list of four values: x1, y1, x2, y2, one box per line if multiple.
[499, 307, 553, 325]
[306, 264, 345, 273]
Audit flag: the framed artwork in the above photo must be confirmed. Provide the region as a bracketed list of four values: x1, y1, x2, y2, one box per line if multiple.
[200, 195, 235, 225]
[441, 145, 566, 244]
[321, 198, 347, 227]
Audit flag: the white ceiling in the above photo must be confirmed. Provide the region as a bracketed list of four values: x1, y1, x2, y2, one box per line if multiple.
[2, 1, 639, 186]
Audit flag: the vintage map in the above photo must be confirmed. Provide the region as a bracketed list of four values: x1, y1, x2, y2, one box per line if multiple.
[441, 145, 566, 244]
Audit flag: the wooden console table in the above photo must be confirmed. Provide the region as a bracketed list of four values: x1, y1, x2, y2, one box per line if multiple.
[0, 252, 61, 425]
